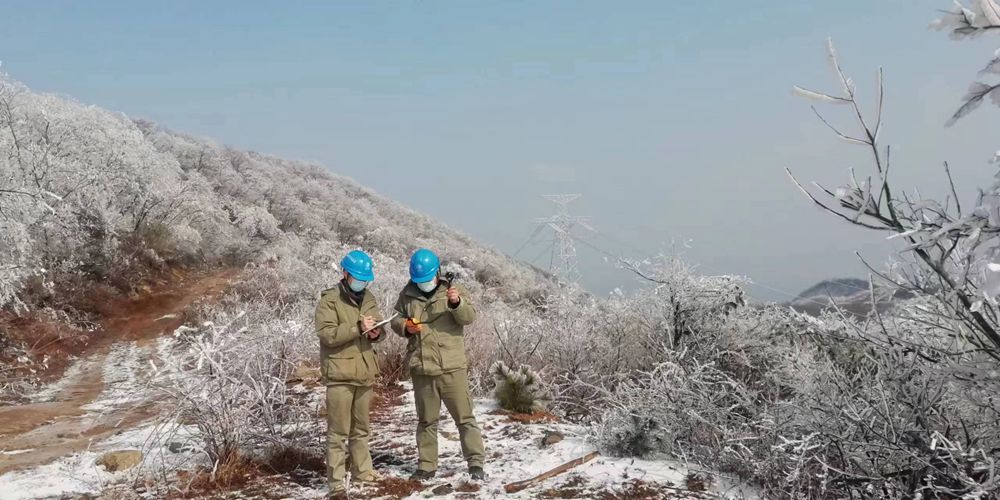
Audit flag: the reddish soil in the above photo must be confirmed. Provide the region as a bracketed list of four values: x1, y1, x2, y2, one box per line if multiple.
[455, 480, 481, 492]
[539, 474, 589, 498]
[371, 382, 408, 421]
[1, 269, 238, 395]
[0, 269, 236, 475]
[371, 476, 425, 498]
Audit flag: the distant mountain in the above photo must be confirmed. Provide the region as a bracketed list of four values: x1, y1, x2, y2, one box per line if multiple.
[795, 278, 870, 301]
[789, 278, 912, 317]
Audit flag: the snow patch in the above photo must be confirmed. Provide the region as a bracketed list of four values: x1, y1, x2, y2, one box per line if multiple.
[0, 421, 207, 500]
[27, 356, 90, 403]
[0, 449, 34, 456]
[0, 450, 112, 500]
[81, 342, 147, 412]
[357, 383, 758, 499]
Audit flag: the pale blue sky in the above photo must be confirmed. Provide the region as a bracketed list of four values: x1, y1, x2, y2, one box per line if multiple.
[4, 1, 999, 300]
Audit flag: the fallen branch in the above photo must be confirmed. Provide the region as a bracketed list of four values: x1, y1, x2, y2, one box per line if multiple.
[504, 451, 599, 494]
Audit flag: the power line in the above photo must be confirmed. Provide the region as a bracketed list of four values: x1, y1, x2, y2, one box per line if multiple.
[527, 238, 556, 267]
[519, 194, 874, 304]
[603, 224, 885, 296]
[567, 231, 849, 308]
[511, 225, 546, 258]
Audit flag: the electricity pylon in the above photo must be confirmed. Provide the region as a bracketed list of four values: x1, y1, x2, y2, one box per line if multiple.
[533, 194, 594, 284]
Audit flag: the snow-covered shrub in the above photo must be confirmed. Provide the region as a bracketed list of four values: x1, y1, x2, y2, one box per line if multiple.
[0, 221, 34, 310]
[0, 67, 562, 491]
[582, 270, 1000, 499]
[598, 413, 670, 459]
[492, 361, 546, 413]
[1, 70, 556, 311]
[0, 73, 205, 300]
[774, 36, 1000, 498]
[152, 302, 313, 465]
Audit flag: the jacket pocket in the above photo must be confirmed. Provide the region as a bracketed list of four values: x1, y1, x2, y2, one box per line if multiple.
[439, 334, 467, 371]
[324, 355, 358, 383]
[360, 349, 379, 382]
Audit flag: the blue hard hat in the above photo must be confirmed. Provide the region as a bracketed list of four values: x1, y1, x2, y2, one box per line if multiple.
[341, 250, 375, 282]
[409, 248, 440, 283]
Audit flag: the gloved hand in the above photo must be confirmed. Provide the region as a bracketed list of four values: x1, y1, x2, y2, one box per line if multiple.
[405, 318, 422, 334]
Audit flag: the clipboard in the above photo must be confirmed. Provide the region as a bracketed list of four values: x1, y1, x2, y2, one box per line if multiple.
[361, 312, 399, 335]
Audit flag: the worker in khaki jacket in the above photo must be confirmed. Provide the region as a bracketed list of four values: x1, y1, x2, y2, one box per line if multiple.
[315, 250, 385, 499]
[390, 248, 486, 481]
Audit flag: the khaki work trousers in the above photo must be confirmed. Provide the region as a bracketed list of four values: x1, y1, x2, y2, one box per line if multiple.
[412, 369, 485, 472]
[326, 384, 374, 492]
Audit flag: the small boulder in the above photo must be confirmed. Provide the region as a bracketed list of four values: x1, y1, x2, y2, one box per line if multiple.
[539, 430, 564, 448]
[431, 484, 454, 495]
[97, 450, 143, 472]
[288, 363, 321, 384]
[167, 442, 191, 454]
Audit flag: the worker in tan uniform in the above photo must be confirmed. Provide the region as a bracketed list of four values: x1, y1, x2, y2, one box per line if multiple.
[315, 250, 385, 499]
[390, 248, 486, 481]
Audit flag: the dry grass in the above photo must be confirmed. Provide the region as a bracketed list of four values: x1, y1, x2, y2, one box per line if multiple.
[0, 311, 86, 400]
[455, 481, 481, 493]
[173, 454, 264, 497]
[168, 445, 327, 499]
[370, 476, 425, 498]
[376, 349, 409, 389]
[371, 381, 407, 421]
[541, 475, 710, 500]
[596, 479, 704, 500]
[260, 445, 325, 476]
[539, 474, 590, 498]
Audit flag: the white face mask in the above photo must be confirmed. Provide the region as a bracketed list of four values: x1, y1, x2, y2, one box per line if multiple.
[416, 280, 437, 293]
[348, 278, 369, 292]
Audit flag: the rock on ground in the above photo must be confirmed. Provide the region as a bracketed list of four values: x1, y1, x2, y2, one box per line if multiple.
[96, 450, 143, 472]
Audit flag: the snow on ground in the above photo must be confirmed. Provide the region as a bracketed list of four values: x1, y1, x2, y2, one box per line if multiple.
[254, 381, 760, 500]
[0, 422, 206, 500]
[1, 364, 761, 499]
[81, 341, 148, 412]
[0, 337, 208, 500]
[384, 384, 758, 499]
[0, 448, 115, 500]
[0, 450, 33, 456]
[26, 356, 91, 404]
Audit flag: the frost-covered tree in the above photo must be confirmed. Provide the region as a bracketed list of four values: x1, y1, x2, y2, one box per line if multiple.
[789, 39, 1000, 362]
[932, 0, 1000, 124]
[777, 14, 1000, 498]
[0, 73, 205, 305]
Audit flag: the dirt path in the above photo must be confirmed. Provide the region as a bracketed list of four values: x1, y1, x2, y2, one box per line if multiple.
[0, 270, 236, 475]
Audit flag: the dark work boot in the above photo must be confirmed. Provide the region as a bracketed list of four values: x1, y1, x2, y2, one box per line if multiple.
[469, 466, 485, 480]
[410, 469, 436, 481]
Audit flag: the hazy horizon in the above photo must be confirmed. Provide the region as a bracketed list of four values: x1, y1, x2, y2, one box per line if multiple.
[5, 0, 1000, 301]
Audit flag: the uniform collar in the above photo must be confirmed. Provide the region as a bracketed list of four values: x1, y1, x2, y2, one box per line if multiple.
[339, 280, 370, 306]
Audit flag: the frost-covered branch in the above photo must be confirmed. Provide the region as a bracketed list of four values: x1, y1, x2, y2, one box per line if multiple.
[790, 41, 1000, 360]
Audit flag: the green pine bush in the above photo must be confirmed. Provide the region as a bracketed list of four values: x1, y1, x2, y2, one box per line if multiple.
[492, 361, 545, 414]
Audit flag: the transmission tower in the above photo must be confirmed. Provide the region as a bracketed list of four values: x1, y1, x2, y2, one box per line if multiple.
[533, 194, 594, 284]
